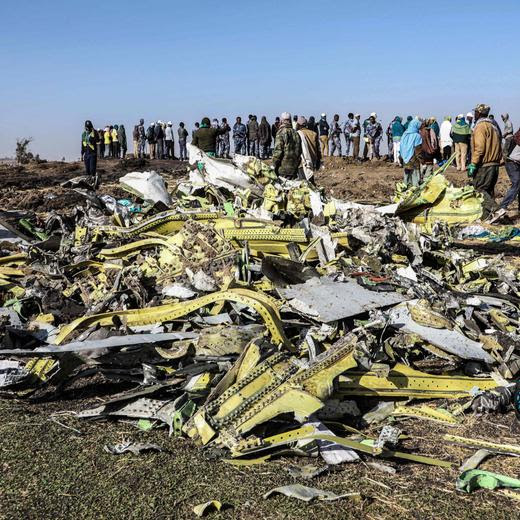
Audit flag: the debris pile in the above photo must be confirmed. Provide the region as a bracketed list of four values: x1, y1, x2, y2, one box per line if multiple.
[2, 146, 520, 503]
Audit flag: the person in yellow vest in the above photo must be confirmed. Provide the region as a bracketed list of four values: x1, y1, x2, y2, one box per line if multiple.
[81, 120, 98, 180]
[111, 125, 119, 159]
[104, 126, 111, 158]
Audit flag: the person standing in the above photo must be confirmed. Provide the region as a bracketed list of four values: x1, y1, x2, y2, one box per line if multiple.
[119, 124, 127, 159]
[386, 121, 393, 160]
[451, 115, 471, 171]
[147, 122, 156, 159]
[233, 117, 247, 155]
[104, 126, 112, 158]
[112, 125, 119, 158]
[391, 116, 405, 165]
[318, 114, 329, 157]
[271, 117, 280, 144]
[400, 119, 424, 186]
[192, 122, 200, 140]
[420, 119, 441, 177]
[137, 119, 146, 158]
[343, 113, 355, 157]
[192, 117, 226, 156]
[351, 114, 361, 159]
[501, 113, 514, 160]
[307, 116, 317, 133]
[177, 122, 189, 160]
[468, 104, 502, 198]
[81, 120, 98, 180]
[430, 117, 440, 138]
[466, 112, 474, 128]
[154, 121, 164, 159]
[258, 116, 272, 159]
[247, 115, 259, 157]
[132, 125, 140, 158]
[245, 115, 253, 154]
[296, 116, 321, 180]
[272, 112, 302, 179]
[365, 114, 382, 160]
[219, 118, 231, 158]
[329, 114, 342, 157]
[403, 116, 413, 130]
[371, 114, 383, 159]
[497, 129, 520, 217]
[165, 122, 175, 159]
[439, 116, 453, 161]
[97, 128, 104, 159]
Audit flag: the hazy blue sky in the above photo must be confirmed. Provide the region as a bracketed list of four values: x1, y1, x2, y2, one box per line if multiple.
[1, 0, 518, 160]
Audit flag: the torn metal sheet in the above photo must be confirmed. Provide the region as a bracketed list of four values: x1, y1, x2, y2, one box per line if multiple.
[0, 332, 198, 355]
[263, 484, 360, 502]
[388, 301, 494, 363]
[301, 421, 359, 464]
[278, 276, 408, 322]
[104, 442, 162, 455]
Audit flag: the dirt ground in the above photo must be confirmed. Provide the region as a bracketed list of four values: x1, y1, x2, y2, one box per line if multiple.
[0, 156, 515, 215]
[1, 157, 520, 519]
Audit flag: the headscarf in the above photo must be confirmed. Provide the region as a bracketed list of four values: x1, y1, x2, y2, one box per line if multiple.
[400, 119, 423, 163]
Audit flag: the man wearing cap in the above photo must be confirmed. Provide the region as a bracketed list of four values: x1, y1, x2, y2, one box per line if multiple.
[318, 114, 329, 157]
[468, 104, 502, 198]
[165, 122, 175, 159]
[192, 117, 227, 157]
[296, 116, 321, 180]
[272, 112, 302, 178]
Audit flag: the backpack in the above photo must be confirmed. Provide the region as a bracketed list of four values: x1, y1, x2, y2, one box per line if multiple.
[146, 126, 154, 141]
[133, 126, 139, 140]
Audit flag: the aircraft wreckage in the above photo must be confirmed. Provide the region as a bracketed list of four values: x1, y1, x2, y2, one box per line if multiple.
[2, 145, 520, 501]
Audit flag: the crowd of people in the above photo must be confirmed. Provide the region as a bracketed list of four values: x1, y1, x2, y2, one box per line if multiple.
[81, 104, 518, 217]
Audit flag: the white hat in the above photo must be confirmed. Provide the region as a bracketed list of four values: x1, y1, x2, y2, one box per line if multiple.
[355, 114, 360, 118]
[457, 113, 464, 119]
[280, 112, 291, 121]
[321, 113, 326, 117]
[466, 112, 473, 118]
[370, 112, 377, 118]
[167, 121, 172, 125]
[158, 120, 162, 124]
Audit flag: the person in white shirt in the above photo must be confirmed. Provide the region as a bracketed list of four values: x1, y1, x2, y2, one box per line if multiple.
[439, 116, 453, 161]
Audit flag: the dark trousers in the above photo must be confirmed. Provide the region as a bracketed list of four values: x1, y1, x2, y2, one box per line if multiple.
[165, 140, 175, 159]
[500, 161, 520, 210]
[473, 164, 499, 198]
[442, 145, 452, 161]
[234, 139, 246, 155]
[109, 143, 114, 158]
[352, 136, 360, 159]
[84, 151, 97, 176]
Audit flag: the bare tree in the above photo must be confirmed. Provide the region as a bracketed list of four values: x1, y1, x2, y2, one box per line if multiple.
[16, 138, 34, 165]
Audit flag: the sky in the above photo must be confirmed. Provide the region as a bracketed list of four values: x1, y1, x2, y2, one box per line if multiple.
[1, 0, 519, 160]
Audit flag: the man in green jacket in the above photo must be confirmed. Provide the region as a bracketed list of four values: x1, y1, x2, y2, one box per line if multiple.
[272, 112, 302, 178]
[192, 117, 226, 156]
